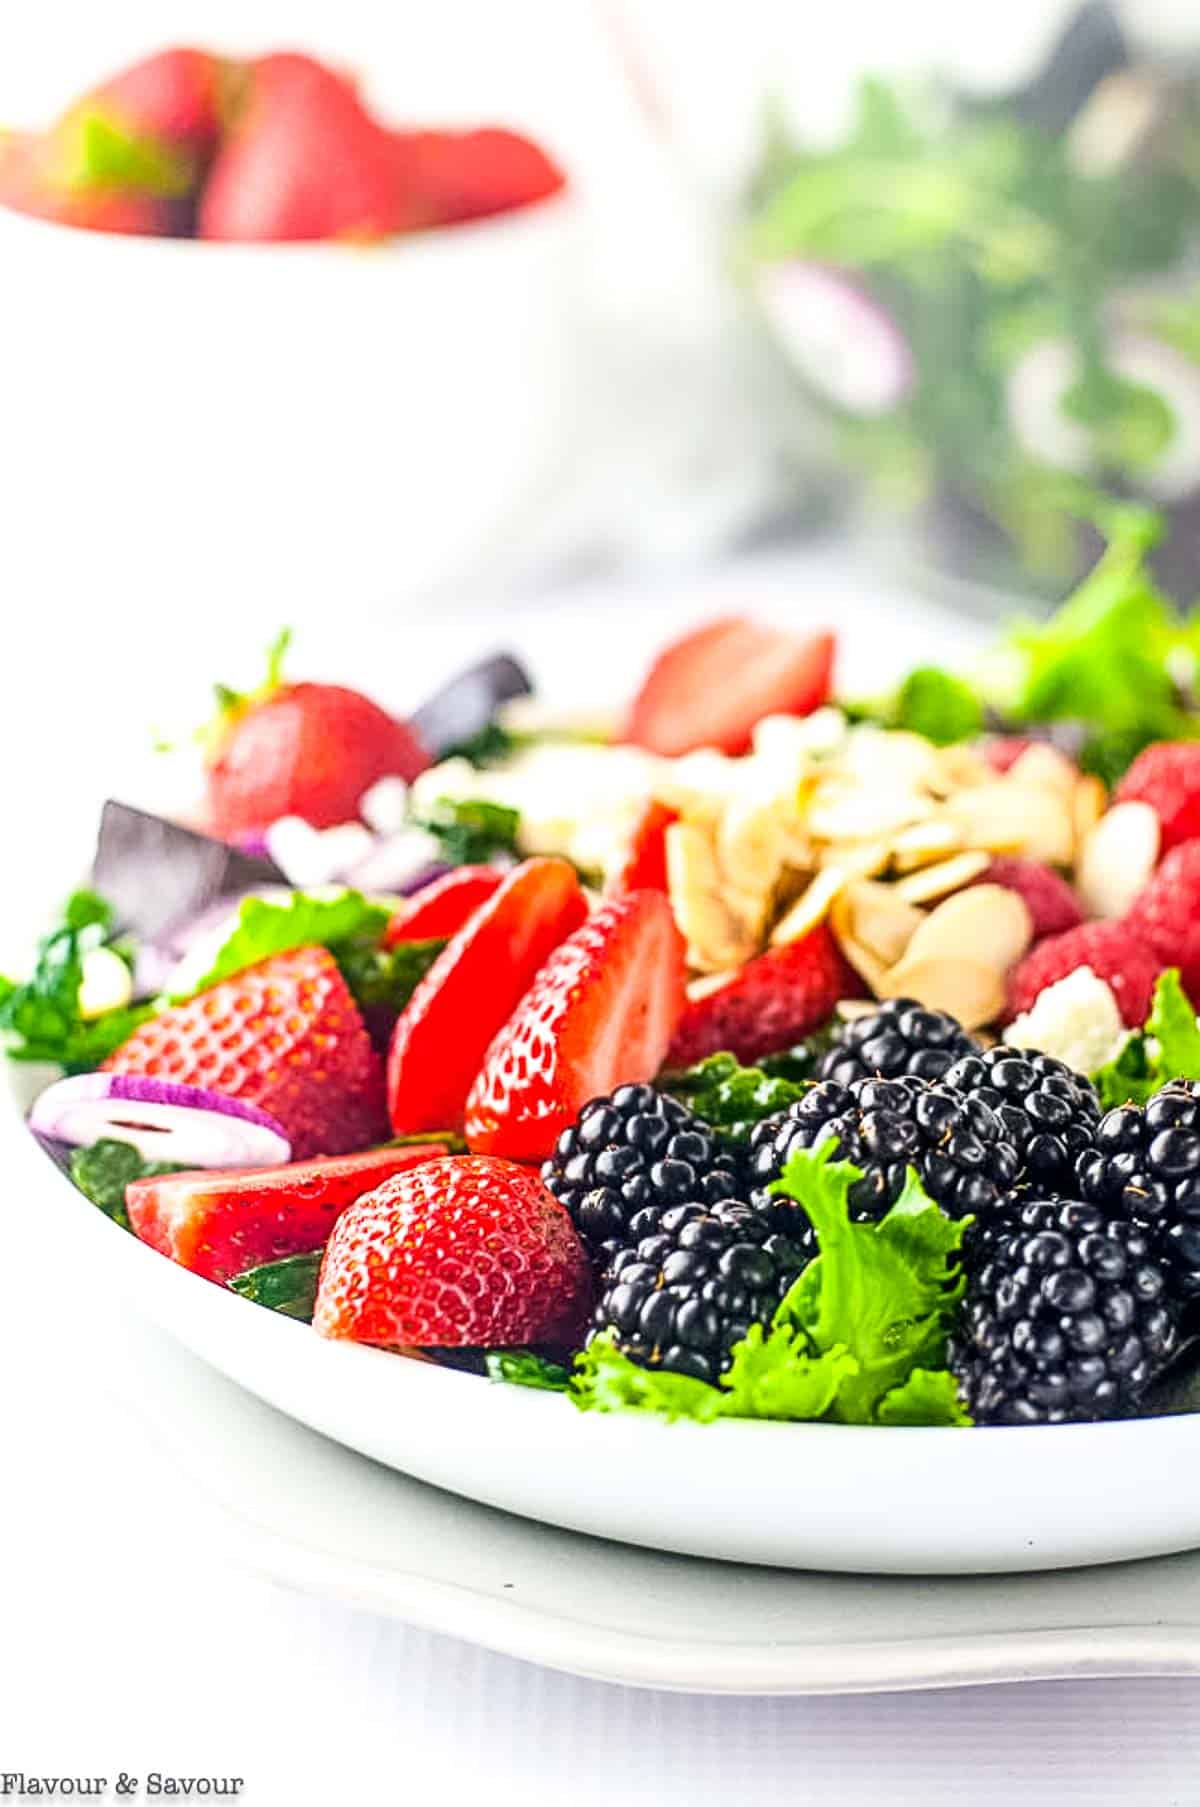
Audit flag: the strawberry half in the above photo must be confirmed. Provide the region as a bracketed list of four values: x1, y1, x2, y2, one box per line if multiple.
[624, 617, 836, 757]
[387, 858, 587, 1135]
[85, 47, 237, 163]
[391, 127, 565, 229]
[383, 865, 505, 945]
[605, 799, 678, 897]
[665, 924, 852, 1067]
[126, 1142, 446, 1285]
[465, 890, 686, 1161]
[104, 946, 387, 1159]
[314, 1155, 591, 1348]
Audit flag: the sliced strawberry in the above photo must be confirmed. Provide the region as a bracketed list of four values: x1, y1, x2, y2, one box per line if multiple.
[383, 865, 505, 945]
[198, 52, 396, 243]
[387, 858, 586, 1134]
[104, 945, 387, 1159]
[465, 891, 686, 1161]
[665, 925, 851, 1067]
[314, 1155, 591, 1347]
[205, 680, 428, 837]
[606, 800, 678, 897]
[126, 1142, 446, 1285]
[625, 618, 836, 757]
[391, 126, 565, 229]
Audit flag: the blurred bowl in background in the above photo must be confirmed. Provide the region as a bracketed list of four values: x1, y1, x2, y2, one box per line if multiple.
[0, 187, 578, 626]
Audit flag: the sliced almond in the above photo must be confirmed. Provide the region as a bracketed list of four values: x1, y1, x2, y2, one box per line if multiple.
[1072, 774, 1108, 858]
[904, 883, 1034, 975]
[717, 792, 792, 899]
[1006, 743, 1080, 800]
[806, 781, 933, 843]
[1077, 800, 1160, 919]
[835, 998, 883, 1021]
[770, 865, 848, 945]
[889, 818, 963, 872]
[665, 822, 758, 973]
[893, 850, 991, 905]
[876, 954, 1006, 1030]
[685, 969, 738, 1003]
[829, 890, 891, 993]
[814, 836, 893, 881]
[943, 780, 1074, 864]
[927, 743, 994, 795]
[840, 879, 924, 967]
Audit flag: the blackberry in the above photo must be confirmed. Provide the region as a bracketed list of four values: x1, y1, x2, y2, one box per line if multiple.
[541, 1084, 742, 1271]
[949, 1197, 1178, 1424]
[747, 1075, 1021, 1254]
[1077, 1082, 1200, 1302]
[592, 1199, 809, 1385]
[817, 998, 975, 1088]
[942, 1047, 1100, 1190]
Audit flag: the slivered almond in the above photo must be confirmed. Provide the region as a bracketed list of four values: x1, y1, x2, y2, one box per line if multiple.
[685, 970, 737, 1003]
[904, 883, 1033, 974]
[807, 782, 933, 843]
[814, 837, 893, 880]
[892, 851, 991, 905]
[1077, 800, 1160, 919]
[836, 998, 882, 1021]
[1072, 774, 1107, 857]
[943, 780, 1074, 864]
[770, 865, 848, 944]
[889, 819, 963, 871]
[840, 880, 924, 967]
[877, 955, 1005, 1030]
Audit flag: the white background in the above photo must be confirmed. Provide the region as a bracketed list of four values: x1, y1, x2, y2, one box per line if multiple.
[4, 4, 1200, 1802]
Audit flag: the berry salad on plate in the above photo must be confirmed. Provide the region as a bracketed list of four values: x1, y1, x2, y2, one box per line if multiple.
[13, 505, 1200, 1434]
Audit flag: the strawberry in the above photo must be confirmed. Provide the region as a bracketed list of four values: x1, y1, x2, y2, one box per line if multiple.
[605, 799, 678, 897]
[464, 891, 686, 1161]
[383, 865, 504, 945]
[198, 52, 396, 243]
[971, 857, 1084, 942]
[205, 672, 428, 838]
[314, 1155, 591, 1348]
[625, 618, 835, 758]
[1115, 743, 1200, 854]
[391, 127, 565, 229]
[126, 1142, 446, 1285]
[664, 923, 850, 1067]
[1126, 839, 1200, 1003]
[83, 47, 238, 163]
[0, 129, 183, 236]
[388, 858, 586, 1135]
[104, 946, 387, 1158]
[1006, 922, 1161, 1029]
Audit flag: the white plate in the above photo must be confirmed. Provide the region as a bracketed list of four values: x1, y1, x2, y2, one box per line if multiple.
[8, 575, 1200, 1580]
[98, 1292, 1200, 1693]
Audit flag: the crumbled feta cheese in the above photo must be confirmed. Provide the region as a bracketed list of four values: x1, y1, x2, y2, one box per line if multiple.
[265, 816, 374, 888]
[77, 946, 133, 1021]
[1003, 966, 1128, 1074]
[360, 776, 410, 836]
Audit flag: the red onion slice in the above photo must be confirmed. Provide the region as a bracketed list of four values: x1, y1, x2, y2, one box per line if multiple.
[29, 1074, 291, 1168]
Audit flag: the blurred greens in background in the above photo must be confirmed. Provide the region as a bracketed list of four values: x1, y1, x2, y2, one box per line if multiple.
[742, 3, 1200, 599]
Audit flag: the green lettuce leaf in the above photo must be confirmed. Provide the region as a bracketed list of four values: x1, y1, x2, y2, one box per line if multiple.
[660, 1051, 807, 1141]
[177, 889, 391, 999]
[875, 1367, 973, 1426]
[1093, 969, 1200, 1108]
[229, 1249, 324, 1321]
[0, 891, 151, 1071]
[413, 797, 522, 866]
[887, 667, 986, 745]
[69, 1138, 185, 1231]
[570, 1333, 731, 1422]
[333, 936, 447, 1018]
[770, 1149, 969, 1423]
[719, 1323, 857, 1420]
[484, 1351, 572, 1392]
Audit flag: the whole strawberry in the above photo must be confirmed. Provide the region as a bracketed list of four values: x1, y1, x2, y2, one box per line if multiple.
[665, 923, 852, 1068]
[314, 1155, 591, 1348]
[1006, 921, 1161, 1029]
[203, 633, 427, 838]
[465, 890, 686, 1162]
[1115, 743, 1200, 854]
[104, 945, 387, 1158]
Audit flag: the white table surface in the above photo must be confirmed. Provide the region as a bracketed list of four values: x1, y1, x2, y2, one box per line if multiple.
[3, 545, 1198, 1806]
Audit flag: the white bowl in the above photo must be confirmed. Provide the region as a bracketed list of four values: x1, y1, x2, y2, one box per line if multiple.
[0, 195, 578, 622]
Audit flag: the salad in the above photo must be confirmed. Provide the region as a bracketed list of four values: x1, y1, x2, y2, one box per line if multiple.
[0, 46, 564, 242]
[12, 506, 1200, 1431]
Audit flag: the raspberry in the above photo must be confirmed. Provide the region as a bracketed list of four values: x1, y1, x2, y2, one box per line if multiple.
[1006, 922, 1161, 1029]
[1125, 839, 1200, 1004]
[973, 857, 1083, 941]
[1114, 742, 1200, 853]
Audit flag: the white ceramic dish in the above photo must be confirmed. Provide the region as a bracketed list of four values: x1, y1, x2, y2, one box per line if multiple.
[8, 1066, 1200, 1579]
[92, 1295, 1200, 1692]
